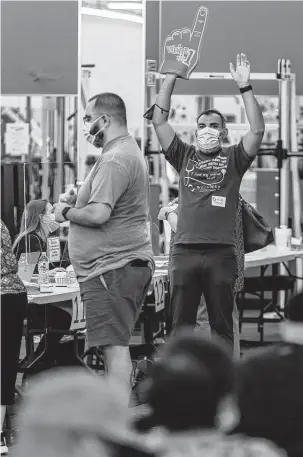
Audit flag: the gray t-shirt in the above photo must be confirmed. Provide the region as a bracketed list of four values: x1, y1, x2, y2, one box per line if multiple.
[164, 135, 254, 246]
[68, 134, 155, 283]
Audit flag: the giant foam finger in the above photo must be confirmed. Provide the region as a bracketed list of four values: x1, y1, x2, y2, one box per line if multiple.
[191, 6, 208, 44]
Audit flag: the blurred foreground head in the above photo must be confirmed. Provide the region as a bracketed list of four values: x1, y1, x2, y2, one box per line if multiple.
[236, 294, 303, 456]
[280, 291, 303, 345]
[14, 368, 156, 457]
[139, 330, 238, 433]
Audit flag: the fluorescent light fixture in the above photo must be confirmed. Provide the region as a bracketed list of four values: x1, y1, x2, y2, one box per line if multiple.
[82, 6, 143, 23]
[107, 2, 143, 10]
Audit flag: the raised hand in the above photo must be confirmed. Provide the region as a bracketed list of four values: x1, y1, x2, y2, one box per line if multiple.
[230, 53, 251, 88]
[159, 6, 208, 80]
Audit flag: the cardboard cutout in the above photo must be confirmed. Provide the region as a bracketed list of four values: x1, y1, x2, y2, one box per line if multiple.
[159, 6, 208, 79]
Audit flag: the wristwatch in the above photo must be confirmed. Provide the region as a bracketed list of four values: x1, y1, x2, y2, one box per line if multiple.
[62, 206, 72, 221]
[240, 84, 253, 94]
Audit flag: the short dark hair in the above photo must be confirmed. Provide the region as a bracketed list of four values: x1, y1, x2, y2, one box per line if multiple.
[235, 344, 303, 452]
[88, 93, 127, 126]
[144, 331, 234, 431]
[196, 109, 227, 128]
[286, 292, 303, 322]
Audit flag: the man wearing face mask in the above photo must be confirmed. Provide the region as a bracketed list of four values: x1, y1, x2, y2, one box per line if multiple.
[151, 53, 265, 349]
[54, 93, 154, 398]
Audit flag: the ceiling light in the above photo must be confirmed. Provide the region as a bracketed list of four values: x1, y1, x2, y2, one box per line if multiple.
[107, 2, 143, 10]
[82, 6, 143, 23]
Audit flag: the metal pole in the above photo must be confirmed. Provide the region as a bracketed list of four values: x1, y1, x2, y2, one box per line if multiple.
[41, 97, 50, 200]
[25, 97, 32, 200]
[278, 59, 291, 227]
[73, 96, 78, 185]
[290, 75, 303, 292]
[55, 97, 65, 201]
[278, 59, 292, 307]
[157, 72, 282, 81]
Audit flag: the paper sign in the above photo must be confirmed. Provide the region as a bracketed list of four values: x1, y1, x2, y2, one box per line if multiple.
[5, 123, 30, 156]
[147, 60, 157, 72]
[153, 276, 165, 312]
[70, 293, 86, 330]
[47, 237, 61, 263]
[147, 72, 157, 87]
[159, 6, 208, 79]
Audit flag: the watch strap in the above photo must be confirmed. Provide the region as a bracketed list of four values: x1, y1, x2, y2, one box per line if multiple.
[240, 84, 253, 94]
[62, 206, 72, 220]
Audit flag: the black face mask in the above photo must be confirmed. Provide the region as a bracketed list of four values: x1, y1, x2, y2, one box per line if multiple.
[91, 122, 105, 148]
[83, 116, 105, 149]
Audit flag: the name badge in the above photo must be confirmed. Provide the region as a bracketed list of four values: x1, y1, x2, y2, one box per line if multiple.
[212, 196, 226, 208]
[47, 237, 61, 263]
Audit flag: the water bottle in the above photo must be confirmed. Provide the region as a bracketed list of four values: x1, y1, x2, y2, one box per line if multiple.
[66, 265, 77, 288]
[38, 252, 50, 286]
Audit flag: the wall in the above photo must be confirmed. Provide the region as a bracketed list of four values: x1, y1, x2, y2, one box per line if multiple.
[1, 1, 78, 95]
[79, 13, 143, 180]
[146, 1, 303, 96]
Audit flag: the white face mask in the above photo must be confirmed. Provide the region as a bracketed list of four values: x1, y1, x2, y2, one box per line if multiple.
[41, 214, 60, 233]
[197, 127, 223, 154]
[83, 116, 105, 147]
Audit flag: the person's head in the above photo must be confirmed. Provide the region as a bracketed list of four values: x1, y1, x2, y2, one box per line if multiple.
[235, 344, 303, 453]
[280, 292, 303, 345]
[83, 93, 128, 149]
[195, 109, 228, 154]
[13, 199, 59, 250]
[14, 368, 156, 457]
[141, 331, 238, 433]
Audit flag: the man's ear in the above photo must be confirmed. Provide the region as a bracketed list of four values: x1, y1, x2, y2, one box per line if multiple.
[222, 127, 228, 139]
[101, 114, 110, 127]
[215, 394, 240, 433]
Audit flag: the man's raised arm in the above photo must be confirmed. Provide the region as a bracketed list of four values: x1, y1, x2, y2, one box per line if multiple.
[152, 74, 178, 152]
[230, 53, 265, 157]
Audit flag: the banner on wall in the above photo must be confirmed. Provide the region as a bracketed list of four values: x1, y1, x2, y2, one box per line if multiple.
[5, 123, 30, 156]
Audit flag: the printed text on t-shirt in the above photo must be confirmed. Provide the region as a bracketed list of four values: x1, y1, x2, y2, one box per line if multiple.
[184, 154, 228, 193]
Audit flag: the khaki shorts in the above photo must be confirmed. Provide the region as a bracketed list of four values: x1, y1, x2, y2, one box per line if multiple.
[80, 261, 152, 347]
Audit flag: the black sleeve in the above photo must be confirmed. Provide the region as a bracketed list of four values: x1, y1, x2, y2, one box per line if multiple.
[231, 140, 256, 177]
[163, 134, 192, 174]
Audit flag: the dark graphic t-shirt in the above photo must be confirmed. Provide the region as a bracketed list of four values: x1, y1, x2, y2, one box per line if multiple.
[164, 135, 254, 246]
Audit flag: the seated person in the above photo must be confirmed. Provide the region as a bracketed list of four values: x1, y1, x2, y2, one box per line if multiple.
[13, 199, 69, 269]
[235, 292, 303, 457]
[13, 199, 83, 372]
[135, 332, 285, 457]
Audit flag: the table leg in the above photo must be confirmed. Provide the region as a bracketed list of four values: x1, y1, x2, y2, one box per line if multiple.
[25, 304, 49, 370]
[272, 263, 279, 312]
[258, 266, 266, 343]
